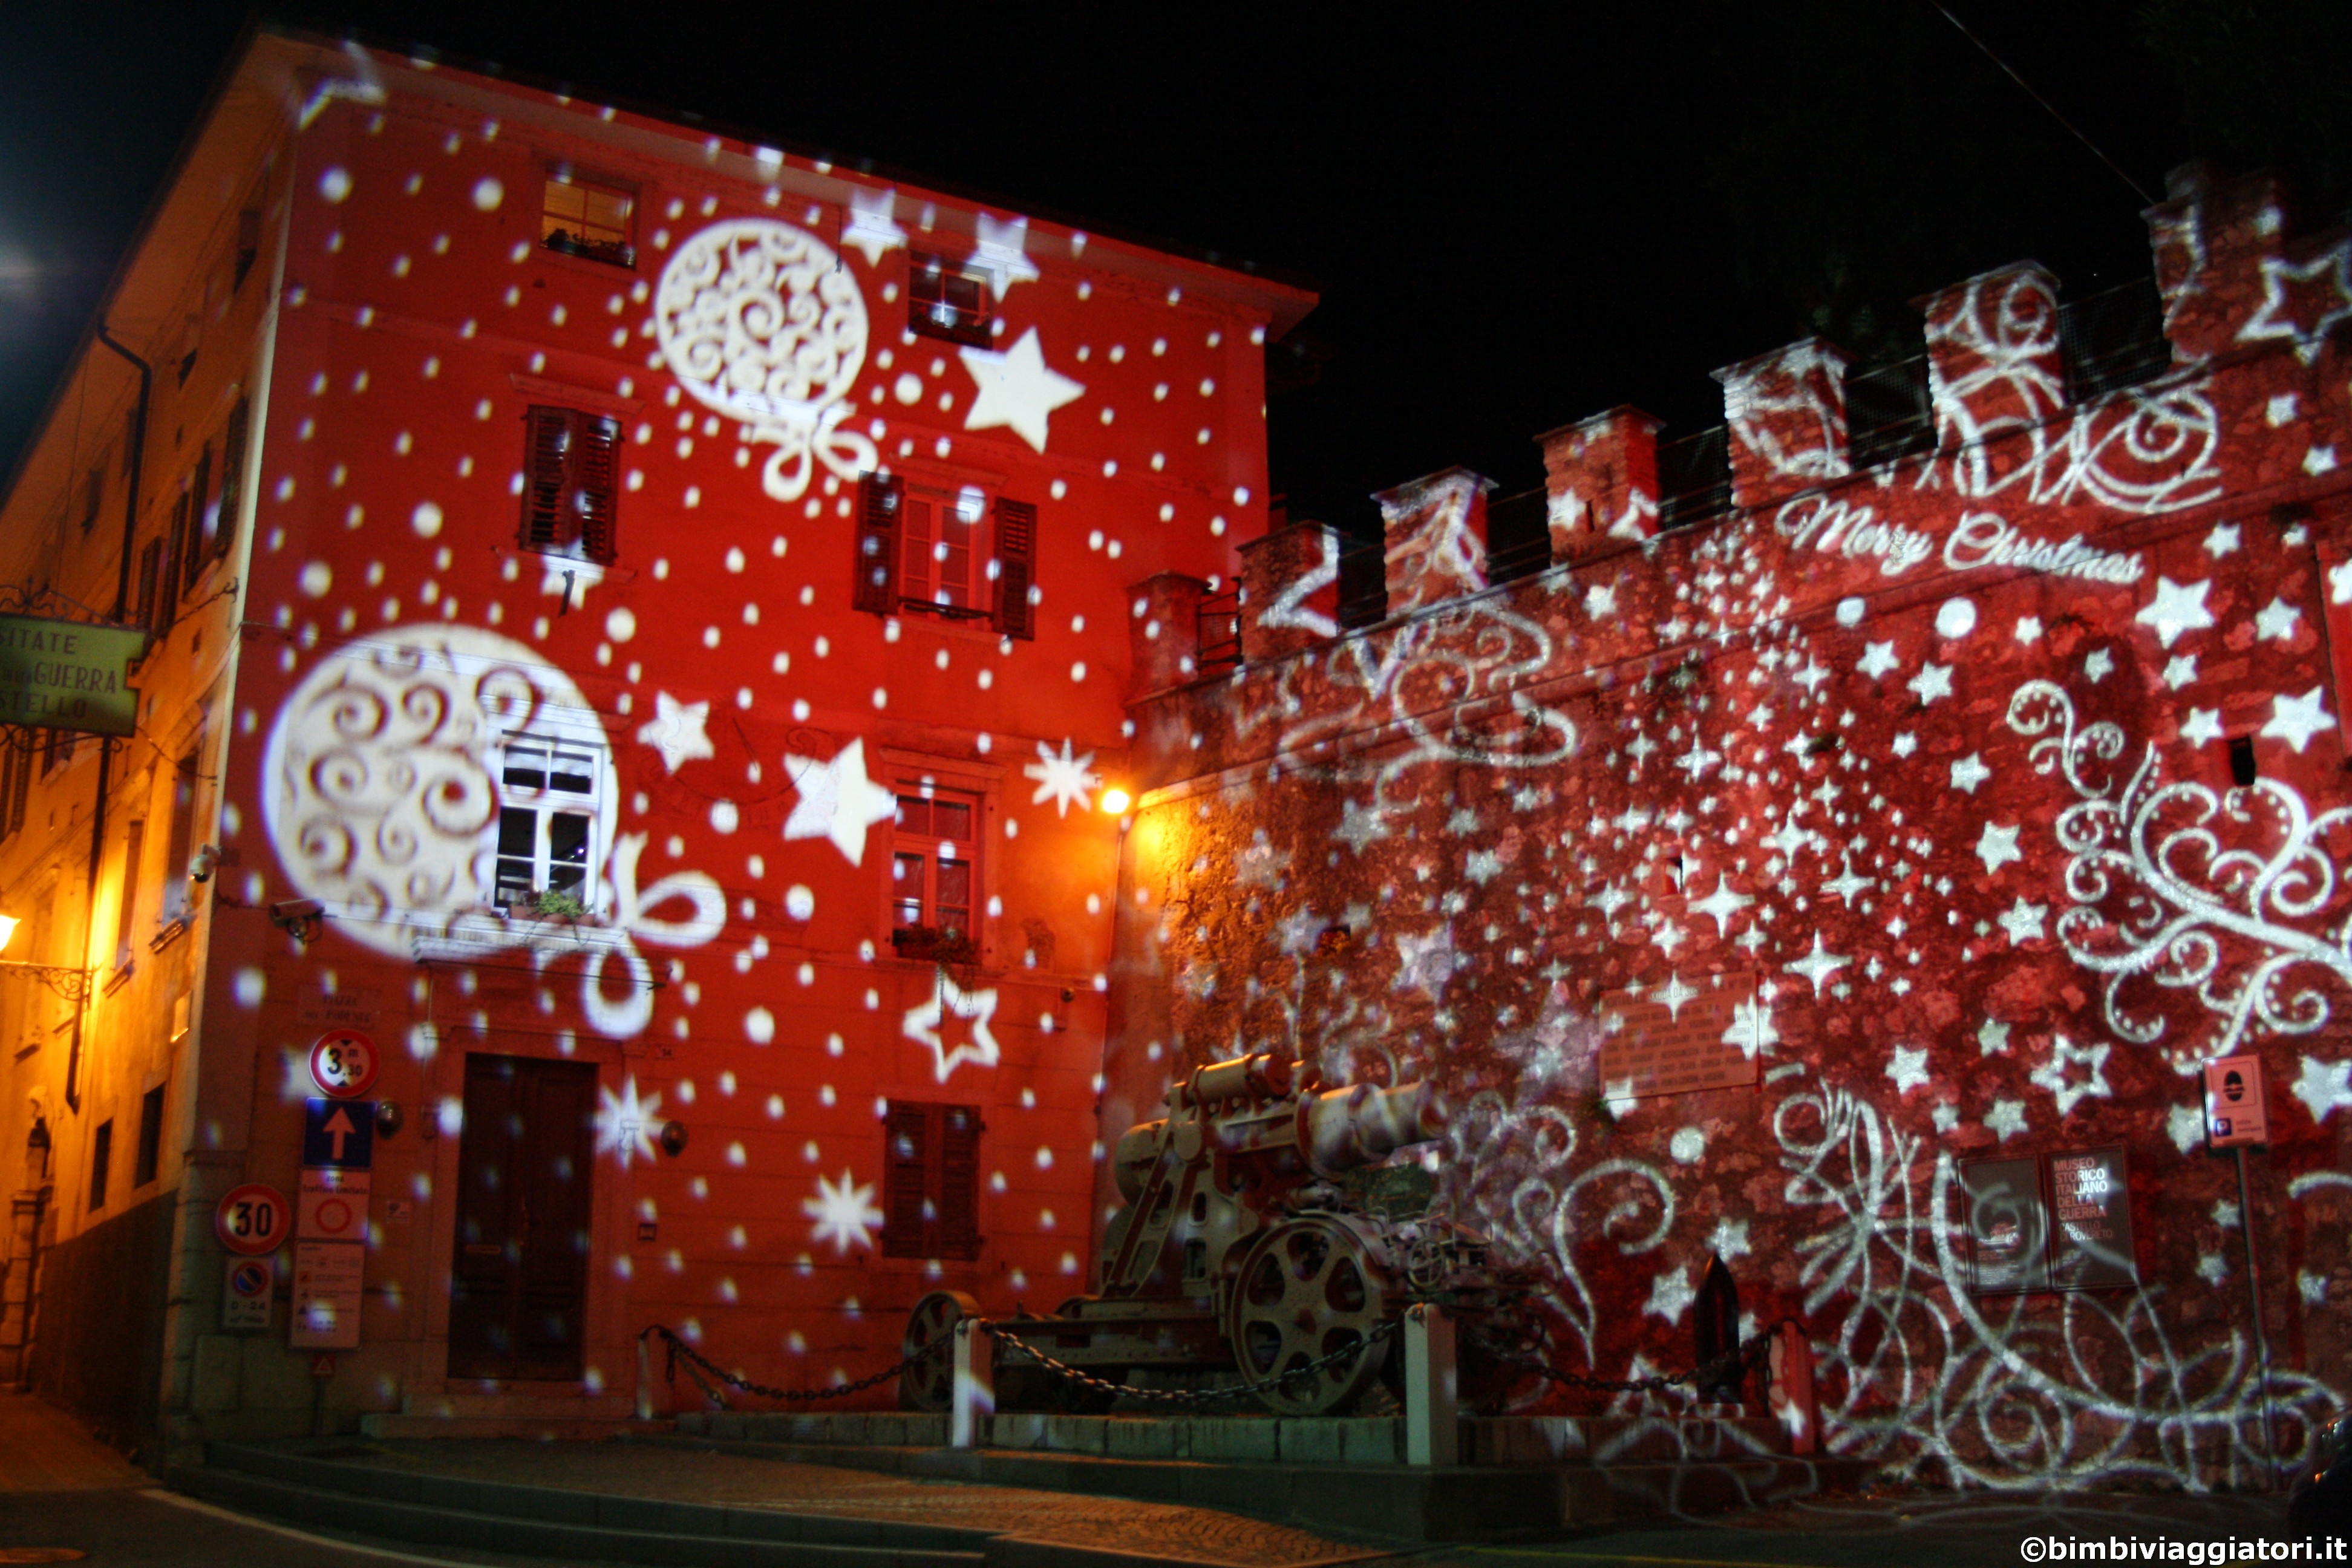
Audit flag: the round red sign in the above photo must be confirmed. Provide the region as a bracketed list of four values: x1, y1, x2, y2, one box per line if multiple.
[214, 1183, 290, 1255]
[307, 1029, 379, 1100]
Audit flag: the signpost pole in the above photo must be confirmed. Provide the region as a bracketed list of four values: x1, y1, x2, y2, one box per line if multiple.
[2235, 1143, 2281, 1492]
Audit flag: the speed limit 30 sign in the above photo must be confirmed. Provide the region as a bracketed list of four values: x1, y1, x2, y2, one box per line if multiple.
[215, 1183, 292, 1255]
[308, 1028, 379, 1100]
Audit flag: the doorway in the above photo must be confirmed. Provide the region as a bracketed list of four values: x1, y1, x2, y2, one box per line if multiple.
[448, 1055, 597, 1380]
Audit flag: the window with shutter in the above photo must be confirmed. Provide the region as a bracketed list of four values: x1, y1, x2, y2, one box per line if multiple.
[908, 254, 993, 348]
[993, 498, 1037, 639]
[214, 399, 249, 560]
[520, 407, 622, 563]
[163, 492, 190, 615]
[854, 473, 904, 613]
[881, 1101, 984, 1261]
[183, 445, 213, 592]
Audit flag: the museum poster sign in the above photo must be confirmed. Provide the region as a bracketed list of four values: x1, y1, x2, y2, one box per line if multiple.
[2048, 1146, 2137, 1291]
[1962, 1155, 2050, 1295]
[0, 613, 144, 737]
[1962, 1146, 2137, 1295]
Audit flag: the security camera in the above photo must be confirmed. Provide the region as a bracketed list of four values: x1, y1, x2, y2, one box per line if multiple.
[188, 844, 222, 883]
[269, 898, 327, 942]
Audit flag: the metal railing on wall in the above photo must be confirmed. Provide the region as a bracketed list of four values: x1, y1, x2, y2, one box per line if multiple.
[1656, 425, 1732, 529]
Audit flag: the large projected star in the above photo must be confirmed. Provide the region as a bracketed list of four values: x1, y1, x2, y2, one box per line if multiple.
[783, 738, 898, 866]
[959, 328, 1085, 452]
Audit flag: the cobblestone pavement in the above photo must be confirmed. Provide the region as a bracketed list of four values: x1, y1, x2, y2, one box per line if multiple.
[335, 1439, 1377, 1565]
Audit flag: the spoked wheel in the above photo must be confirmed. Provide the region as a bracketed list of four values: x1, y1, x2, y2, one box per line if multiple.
[1226, 1216, 1392, 1414]
[899, 1289, 980, 1412]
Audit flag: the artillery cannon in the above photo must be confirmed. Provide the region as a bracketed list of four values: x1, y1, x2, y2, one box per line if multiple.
[899, 1050, 1531, 1416]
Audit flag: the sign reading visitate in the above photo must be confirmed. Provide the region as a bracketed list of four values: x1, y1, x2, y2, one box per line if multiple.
[0, 613, 144, 737]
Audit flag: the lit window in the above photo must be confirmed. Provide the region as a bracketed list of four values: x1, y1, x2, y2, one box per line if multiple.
[494, 736, 601, 913]
[541, 174, 636, 267]
[907, 253, 990, 348]
[890, 788, 978, 951]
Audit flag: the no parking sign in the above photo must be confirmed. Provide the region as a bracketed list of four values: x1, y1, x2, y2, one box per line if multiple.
[222, 1257, 272, 1330]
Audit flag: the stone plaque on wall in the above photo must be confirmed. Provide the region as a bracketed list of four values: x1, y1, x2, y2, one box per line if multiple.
[1596, 973, 1761, 1099]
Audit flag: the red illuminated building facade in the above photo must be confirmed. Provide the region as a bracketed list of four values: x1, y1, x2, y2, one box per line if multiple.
[2, 21, 2349, 1492]
[0, 27, 1304, 1454]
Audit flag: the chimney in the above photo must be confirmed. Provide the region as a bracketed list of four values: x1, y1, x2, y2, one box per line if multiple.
[1373, 468, 1493, 615]
[1238, 520, 1341, 661]
[1712, 339, 1851, 509]
[1535, 407, 1661, 558]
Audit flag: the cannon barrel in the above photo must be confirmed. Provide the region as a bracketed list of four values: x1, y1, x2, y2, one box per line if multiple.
[1301, 1080, 1443, 1174]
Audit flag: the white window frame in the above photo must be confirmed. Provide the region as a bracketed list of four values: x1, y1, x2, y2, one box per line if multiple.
[486, 725, 610, 916]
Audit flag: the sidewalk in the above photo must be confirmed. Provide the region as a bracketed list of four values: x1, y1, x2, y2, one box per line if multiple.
[0, 1391, 147, 1492]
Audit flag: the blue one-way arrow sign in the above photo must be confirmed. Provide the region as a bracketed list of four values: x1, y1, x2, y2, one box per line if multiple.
[302, 1098, 376, 1170]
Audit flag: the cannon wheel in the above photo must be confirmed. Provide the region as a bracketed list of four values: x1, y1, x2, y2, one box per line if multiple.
[898, 1289, 981, 1412]
[1226, 1216, 1391, 1415]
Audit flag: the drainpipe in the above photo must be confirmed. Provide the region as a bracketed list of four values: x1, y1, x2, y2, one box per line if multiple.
[63, 330, 150, 1114]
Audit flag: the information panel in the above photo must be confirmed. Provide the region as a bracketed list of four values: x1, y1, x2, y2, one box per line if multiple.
[0, 613, 145, 737]
[1962, 1155, 2051, 1295]
[290, 1241, 364, 1350]
[1596, 973, 1761, 1099]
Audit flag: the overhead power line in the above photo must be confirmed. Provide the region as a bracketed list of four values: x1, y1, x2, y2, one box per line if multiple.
[1928, 1, 2158, 206]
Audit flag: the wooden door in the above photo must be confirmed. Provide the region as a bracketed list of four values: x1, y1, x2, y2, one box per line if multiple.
[447, 1055, 596, 1380]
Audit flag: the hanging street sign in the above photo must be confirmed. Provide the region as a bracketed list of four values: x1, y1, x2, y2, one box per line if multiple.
[2203, 1054, 2270, 1148]
[0, 613, 145, 737]
[214, 1183, 291, 1255]
[221, 1257, 272, 1330]
[301, 1098, 376, 1170]
[307, 1028, 381, 1099]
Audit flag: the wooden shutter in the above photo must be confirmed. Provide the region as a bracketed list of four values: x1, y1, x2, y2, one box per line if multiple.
[213, 399, 249, 560]
[163, 492, 189, 613]
[992, 498, 1036, 639]
[883, 1103, 929, 1258]
[854, 473, 904, 614]
[573, 416, 620, 563]
[521, 407, 576, 550]
[938, 1106, 982, 1260]
[134, 541, 160, 635]
[183, 446, 212, 592]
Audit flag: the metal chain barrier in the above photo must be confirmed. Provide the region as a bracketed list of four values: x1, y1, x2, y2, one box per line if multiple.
[640, 1324, 942, 1406]
[645, 1311, 1798, 1414]
[984, 1317, 1403, 1408]
[1466, 1314, 1804, 1399]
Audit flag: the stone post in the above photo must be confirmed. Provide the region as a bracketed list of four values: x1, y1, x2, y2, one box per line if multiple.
[2146, 163, 2299, 365]
[1125, 573, 1207, 698]
[1919, 261, 2066, 486]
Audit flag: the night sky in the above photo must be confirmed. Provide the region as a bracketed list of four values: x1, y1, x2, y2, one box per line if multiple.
[0, 2, 2281, 535]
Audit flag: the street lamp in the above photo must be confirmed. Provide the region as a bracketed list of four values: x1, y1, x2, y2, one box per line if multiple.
[1099, 786, 1132, 815]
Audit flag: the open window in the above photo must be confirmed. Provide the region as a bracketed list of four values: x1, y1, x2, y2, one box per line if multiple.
[853, 474, 1036, 638]
[521, 407, 621, 564]
[907, 253, 991, 348]
[492, 734, 603, 915]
